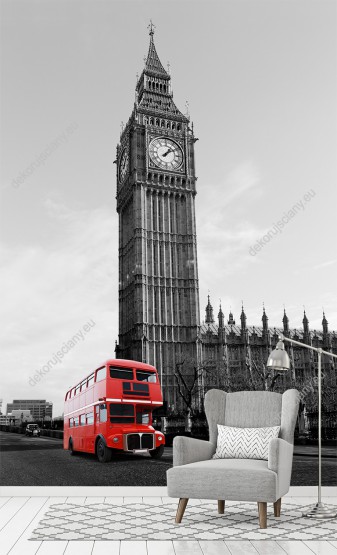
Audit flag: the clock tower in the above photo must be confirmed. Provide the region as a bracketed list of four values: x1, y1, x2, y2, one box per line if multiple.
[115, 25, 200, 407]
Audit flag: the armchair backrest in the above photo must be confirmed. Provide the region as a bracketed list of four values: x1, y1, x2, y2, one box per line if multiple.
[204, 389, 299, 446]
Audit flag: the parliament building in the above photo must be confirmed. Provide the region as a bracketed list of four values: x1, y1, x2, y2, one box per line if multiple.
[115, 27, 337, 435]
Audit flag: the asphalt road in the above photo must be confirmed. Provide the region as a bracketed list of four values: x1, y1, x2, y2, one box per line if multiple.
[0, 432, 336, 486]
[0, 432, 171, 486]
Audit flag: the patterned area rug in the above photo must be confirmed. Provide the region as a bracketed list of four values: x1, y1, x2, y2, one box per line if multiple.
[30, 501, 337, 541]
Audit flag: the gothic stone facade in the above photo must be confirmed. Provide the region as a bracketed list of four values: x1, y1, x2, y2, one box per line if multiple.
[200, 298, 337, 438]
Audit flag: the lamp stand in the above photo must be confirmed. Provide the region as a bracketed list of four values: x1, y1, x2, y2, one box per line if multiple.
[267, 334, 337, 519]
[302, 349, 336, 519]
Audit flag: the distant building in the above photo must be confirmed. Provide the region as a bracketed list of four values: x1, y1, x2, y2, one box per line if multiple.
[6, 409, 33, 425]
[6, 400, 53, 421]
[0, 414, 10, 425]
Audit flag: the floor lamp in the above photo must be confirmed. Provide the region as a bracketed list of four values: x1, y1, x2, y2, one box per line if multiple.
[267, 333, 337, 519]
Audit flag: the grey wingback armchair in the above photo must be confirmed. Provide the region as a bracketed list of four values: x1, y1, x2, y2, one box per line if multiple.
[167, 389, 300, 528]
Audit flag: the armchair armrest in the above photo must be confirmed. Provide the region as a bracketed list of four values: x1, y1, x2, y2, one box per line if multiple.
[268, 438, 294, 497]
[173, 436, 215, 467]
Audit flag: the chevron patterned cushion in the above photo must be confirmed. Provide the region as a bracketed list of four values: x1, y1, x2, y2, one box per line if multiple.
[213, 425, 280, 460]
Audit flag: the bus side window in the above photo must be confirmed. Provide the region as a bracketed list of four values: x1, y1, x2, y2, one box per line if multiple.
[86, 412, 94, 425]
[95, 405, 99, 421]
[87, 374, 95, 387]
[69, 418, 74, 428]
[99, 403, 107, 423]
[80, 414, 86, 426]
[74, 417, 79, 427]
[96, 367, 106, 382]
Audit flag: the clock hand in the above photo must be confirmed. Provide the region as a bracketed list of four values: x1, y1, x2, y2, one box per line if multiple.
[162, 148, 172, 157]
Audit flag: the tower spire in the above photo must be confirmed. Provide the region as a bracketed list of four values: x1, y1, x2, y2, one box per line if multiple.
[148, 19, 155, 40]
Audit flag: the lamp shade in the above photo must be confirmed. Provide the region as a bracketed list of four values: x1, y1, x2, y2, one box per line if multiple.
[266, 340, 290, 371]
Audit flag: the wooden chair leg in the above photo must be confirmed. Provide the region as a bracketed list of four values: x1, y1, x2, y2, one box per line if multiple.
[175, 498, 188, 523]
[274, 498, 281, 517]
[218, 500, 225, 514]
[258, 502, 267, 529]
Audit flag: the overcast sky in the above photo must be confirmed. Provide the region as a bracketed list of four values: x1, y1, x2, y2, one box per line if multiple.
[1, 0, 336, 416]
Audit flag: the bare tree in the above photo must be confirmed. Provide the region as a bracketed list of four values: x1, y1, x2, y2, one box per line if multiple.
[174, 360, 202, 420]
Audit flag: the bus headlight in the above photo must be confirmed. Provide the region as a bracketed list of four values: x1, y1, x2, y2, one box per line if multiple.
[158, 436, 163, 441]
[113, 437, 119, 443]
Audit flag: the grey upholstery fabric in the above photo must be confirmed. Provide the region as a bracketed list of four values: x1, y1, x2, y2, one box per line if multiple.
[168, 388, 299, 504]
[173, 436, 215, 466]
[268, 438, 294, 498]
[167, 458, 278, 502]
[224, 391, 282, 428]
[280, 389, 300, 443]
[204, 389, 226, 445]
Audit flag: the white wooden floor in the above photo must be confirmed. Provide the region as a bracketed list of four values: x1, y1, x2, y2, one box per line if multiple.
[0, 496, 336, 555]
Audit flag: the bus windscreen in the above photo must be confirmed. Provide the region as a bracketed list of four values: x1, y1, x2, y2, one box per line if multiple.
[110, 367, 134, 380]
[136, 370, 157, 382]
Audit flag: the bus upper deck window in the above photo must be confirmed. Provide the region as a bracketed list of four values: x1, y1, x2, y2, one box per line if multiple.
[96, 367, 106, 382]
[87, 374, 94, 387]
[136, 370, 157, 383]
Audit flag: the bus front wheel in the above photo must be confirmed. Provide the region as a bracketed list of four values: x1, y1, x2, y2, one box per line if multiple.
[96, 438, 112, 463]
[149, 444, 164, 459]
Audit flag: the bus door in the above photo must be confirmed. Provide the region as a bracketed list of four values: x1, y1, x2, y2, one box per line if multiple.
[85, 410, 95, 453]
[95, 403, 108, 440]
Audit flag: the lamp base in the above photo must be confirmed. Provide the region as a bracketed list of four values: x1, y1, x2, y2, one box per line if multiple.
[302, 502, 337, 519]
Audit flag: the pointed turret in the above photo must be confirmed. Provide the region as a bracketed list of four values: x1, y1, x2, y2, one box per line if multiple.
[261, 305, 269, 345]
[205, 295, 214, 324]
[283, 308, 289, 335]
[262, 306, 268, 333]
[218, 304, 224, 329]
[322, 311, 331, 349]
[240, 304, 247, 332]
[228, 309, 235, 325]
[302, 310, 310, 343]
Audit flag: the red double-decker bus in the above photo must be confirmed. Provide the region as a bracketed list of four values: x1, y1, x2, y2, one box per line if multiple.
[63, 359, 165, 462]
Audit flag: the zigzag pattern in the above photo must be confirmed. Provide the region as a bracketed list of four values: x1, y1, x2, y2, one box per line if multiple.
[213, 425, 280, 460]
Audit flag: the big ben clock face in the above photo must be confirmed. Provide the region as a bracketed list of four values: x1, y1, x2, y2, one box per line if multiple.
[119, 147, 129, 182]
[149, 137, 183, 171]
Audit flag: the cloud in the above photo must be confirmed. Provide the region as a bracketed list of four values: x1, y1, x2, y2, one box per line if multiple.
[312, 259, 336, 271]
[0, 200, 119, 416]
